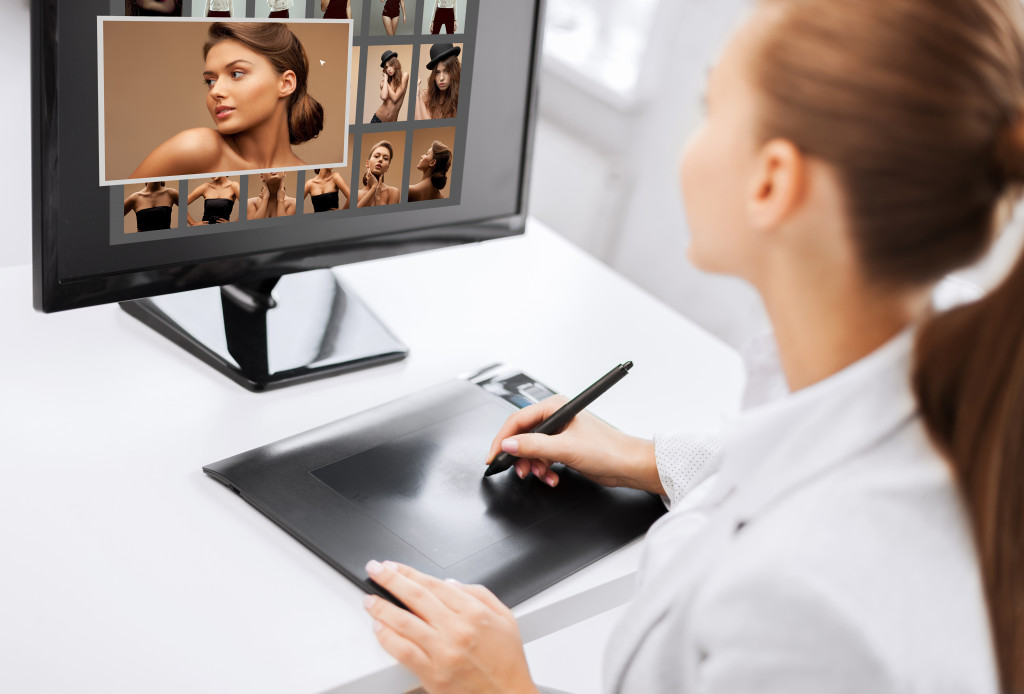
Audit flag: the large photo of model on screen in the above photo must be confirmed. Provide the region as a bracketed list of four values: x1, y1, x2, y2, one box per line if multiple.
[99, 18, 352, 185]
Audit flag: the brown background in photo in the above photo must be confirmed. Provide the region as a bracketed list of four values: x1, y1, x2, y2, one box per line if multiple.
[362, 44, 414, 124]
[304, 133, 354, 214]
[122, 181, 180, 234]
[349, 48, 361, 125]
[186, 177, 241, 225]
[408, 126, 456, 198]
[246, 170, 300, 217]
[359, 131, 406, 202]
[102, 20, 352, 181]
[415, 43, 462, 121]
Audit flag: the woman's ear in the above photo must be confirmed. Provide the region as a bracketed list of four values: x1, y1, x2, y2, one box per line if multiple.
[278, 70, 298, 99]
[746, 138, 805, 233]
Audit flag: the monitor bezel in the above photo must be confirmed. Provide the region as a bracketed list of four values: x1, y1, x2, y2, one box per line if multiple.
[32, 0, 547, 313]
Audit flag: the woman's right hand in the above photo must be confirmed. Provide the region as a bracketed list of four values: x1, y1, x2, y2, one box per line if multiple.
[484, 396, 663, 494]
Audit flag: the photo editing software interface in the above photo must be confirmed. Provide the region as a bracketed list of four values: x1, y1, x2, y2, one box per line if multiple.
[107, 0, 474, 242]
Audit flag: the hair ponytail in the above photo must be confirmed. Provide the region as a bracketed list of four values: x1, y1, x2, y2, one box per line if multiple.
[753, 0, 1024, 688]
[288, 90, 324, 145]
[913, 122, 1024, 693]
[429, 140, 452, 190]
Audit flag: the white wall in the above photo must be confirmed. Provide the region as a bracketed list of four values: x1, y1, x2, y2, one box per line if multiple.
[0, 0, 31, 269]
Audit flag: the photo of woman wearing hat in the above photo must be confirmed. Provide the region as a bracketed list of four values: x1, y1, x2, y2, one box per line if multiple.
[358, 139, 402, 207]
[321, 0, 351, 19]
[123, 182, 179, 233]
[130, 22, 325, 180]
[186, 176, 241, 225]
[370, 50, 411, 123]
[125, 0, 182, 16]
[379, 0, 406, 36]
[416, 43, 461, 120]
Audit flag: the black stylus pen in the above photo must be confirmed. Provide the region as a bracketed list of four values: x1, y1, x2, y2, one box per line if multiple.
[484, 361, 633, 477]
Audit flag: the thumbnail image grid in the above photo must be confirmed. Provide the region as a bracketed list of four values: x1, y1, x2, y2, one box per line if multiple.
[109, 0, 475, 246]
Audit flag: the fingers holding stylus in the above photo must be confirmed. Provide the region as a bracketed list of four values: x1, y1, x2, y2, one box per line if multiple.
[484, 396, 568, 481]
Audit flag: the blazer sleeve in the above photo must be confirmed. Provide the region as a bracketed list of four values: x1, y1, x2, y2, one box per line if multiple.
[690, 565, 895, 694]
[654, 431, 724, 506]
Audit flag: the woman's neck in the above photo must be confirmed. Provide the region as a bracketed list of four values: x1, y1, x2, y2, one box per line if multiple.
[760, 259, 931, 392]
[225, 107, 293, 169]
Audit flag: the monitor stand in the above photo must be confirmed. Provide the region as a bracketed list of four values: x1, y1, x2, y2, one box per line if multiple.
[120, 269, 408, 392]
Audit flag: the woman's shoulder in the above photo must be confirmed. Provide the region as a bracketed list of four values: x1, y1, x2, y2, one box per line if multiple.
[132, 128, 228, 179]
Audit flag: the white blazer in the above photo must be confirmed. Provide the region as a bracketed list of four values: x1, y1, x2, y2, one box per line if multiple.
[603, 329, 998, 693]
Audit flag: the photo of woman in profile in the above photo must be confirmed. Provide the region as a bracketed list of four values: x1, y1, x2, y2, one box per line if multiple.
[407, 140, 451, 202]
[204, 0, 233, 17]
[131, 22, 324, 180]
[304, 168, 350, 212]
[123, 182, 179, 233]
[372, 51, 410, 123]
[266, 0, 293, 19]
[415, 43, 460, 120]
[358, 141, 400, 207]
[247, 172, 296, 219]
[125, 0, 182, 16]
[187, 176, 240, 225]
[321, 0, 351, 20]
[428, 0, 458, 34]
[380, 0, 406, 36]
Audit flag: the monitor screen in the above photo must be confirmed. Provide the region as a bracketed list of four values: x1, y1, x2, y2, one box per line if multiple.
[32, 0, 544, 389]
[33, 0, 542, 311]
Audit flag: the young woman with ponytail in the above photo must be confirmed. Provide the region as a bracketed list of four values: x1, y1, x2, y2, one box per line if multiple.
[356, 1, 1024, 692]
[407, 140, 452, 202]
[131, 23, 324, 179]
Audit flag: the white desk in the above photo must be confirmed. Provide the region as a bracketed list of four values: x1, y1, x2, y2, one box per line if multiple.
[0, 221, 743, 693]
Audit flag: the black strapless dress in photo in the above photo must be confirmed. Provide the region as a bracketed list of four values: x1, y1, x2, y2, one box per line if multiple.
[203, 198, 235, 224]
[135, 205, 172, 232]
[310, 191, 340, 212]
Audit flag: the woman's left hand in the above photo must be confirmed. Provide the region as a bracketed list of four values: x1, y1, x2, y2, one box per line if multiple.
[364, 560, 539, 694]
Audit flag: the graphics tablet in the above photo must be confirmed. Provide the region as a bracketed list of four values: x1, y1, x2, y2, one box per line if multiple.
[203, 371, 667, 607]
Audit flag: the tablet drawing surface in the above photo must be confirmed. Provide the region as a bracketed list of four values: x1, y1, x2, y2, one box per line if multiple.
[311, 400, 601, 568]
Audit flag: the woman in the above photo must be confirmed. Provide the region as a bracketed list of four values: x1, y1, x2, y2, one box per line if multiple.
[358, 141, 400, 207]
[125, 0, 182, 16]
[428, 0, 458, 35]
[131, 22, 324, 179]
[303, 168, 350, 212]
[321, 0, 351, 20]
[407, 140, 451, 202]
[380, 0, 406, 36]
[266, 0, 293, 19]
[363, 0, 1024, 692]
[186, 176, 240, 225]
[123, 181, 178, 233]
[204, 0, 232, 17]
[415, 44, 460, 120]
[247, 172, 296, 219]
[372, 51, 410, 123]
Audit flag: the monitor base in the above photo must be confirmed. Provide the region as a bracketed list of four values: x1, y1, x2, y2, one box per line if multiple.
[120, 270, 408, 392]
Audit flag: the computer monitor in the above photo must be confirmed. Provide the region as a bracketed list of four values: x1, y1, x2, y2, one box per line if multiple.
[32, 0, 544, 391]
